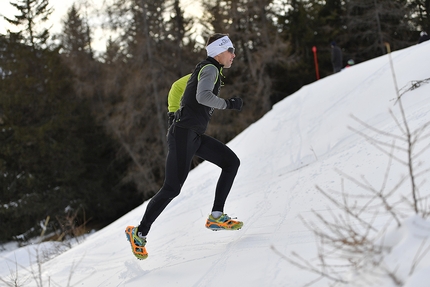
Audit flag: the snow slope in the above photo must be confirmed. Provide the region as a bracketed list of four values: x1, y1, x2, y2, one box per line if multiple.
[1, 41, 430, 287]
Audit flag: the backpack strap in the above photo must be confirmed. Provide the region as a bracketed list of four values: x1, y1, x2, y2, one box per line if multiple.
[197, 64, 219, 84]
[168, 64, 221, 113]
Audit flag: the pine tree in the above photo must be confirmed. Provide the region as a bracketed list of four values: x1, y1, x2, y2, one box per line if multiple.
[59, 4, 96, 100]
[345, 0, 413, 62]
[4, 0, 53, 48]
[0, 3, 140, 239]
[408, 0, 430, 35]
[164, 0, 195, 76]
[275, 0, 332, 92]
[0, 32, 83, 240]
[59, 4, 93, 59]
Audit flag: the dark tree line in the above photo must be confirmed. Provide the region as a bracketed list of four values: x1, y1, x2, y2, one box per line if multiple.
[0, 0, 426, 242]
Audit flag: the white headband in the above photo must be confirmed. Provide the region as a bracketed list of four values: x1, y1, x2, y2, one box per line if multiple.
[206, 36, 234, 58]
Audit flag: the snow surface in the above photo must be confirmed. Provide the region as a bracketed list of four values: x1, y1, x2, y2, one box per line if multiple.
[1, 41, 430, 287]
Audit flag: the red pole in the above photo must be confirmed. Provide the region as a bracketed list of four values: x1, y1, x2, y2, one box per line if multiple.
[312, 46, 320, 80]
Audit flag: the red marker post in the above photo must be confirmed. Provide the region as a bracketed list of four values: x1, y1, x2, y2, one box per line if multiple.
[312, 46, 320, 80]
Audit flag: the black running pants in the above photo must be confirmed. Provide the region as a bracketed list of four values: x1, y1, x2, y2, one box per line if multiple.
[138, 125, 240, 236]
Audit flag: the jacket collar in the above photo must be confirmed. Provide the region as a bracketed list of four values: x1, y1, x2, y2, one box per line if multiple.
[206, 56, 224, 69]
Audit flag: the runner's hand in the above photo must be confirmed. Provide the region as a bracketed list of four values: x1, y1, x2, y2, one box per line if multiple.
[225, 97, 243, 111]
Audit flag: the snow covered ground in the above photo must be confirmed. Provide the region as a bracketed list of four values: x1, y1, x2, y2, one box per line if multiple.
[1, 41, 430, 287]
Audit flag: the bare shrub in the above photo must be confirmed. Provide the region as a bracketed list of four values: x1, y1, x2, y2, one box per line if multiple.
[272, 44, 430, 286]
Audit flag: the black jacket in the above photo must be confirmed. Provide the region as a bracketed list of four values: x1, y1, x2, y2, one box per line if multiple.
[175, 57, 223, 135]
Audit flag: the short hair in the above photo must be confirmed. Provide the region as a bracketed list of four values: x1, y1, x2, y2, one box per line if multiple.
[206, 33, 229, 46]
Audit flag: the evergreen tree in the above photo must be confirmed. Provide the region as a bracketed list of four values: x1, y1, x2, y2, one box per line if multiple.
[317, 0, 347, 73]
[0, 33, 81, 240]
[0, 15, 139, 241]
[4, 0, 53, 48]
[345, 0, 413, 62]
[408, 0, 430, 36]
[164, 0, 196, 76]
[319, 0, 344, 35]
[59, 4, 93, 59]
[275, 0, 332, 93]
[59, 4, 96, 100]
[0, 35, 139, 241]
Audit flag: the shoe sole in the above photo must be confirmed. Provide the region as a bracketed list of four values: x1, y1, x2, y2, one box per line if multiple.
[207, 227, 243, 231]
[206, 222, 243, 231]
[125, 226, 148, 260]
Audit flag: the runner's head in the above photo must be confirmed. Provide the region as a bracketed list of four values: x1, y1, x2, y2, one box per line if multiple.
[206, 34, 235, 68]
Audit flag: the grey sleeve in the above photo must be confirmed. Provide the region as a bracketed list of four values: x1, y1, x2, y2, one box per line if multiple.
[196, 65, 228, 109]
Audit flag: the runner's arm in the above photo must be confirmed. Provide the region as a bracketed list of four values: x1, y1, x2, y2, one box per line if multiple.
[196, 65, 228, 109]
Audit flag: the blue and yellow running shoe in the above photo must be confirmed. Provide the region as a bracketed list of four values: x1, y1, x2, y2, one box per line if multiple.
[125, 226, 148, 260]
[205, 214, 243, 231]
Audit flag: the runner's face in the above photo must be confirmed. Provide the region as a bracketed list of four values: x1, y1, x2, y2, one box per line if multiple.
[216, 48, 235, 68]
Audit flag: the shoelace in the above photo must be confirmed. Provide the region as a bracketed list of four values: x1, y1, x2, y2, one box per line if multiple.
[218, 214, 239, 222]
[219, 214, 230, 221]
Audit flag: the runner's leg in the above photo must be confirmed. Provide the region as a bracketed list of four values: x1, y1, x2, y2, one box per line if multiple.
[195, 135, 240, 213]
[138, 127, 201, 235]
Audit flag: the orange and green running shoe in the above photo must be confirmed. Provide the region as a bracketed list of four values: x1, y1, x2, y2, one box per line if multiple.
[205, 214, 243, 231]
[125, 226, 148, 260]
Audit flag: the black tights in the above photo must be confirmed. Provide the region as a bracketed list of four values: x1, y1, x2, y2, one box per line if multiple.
[138, 126, 240, 236]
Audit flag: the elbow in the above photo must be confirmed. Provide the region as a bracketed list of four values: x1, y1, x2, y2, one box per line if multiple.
[196, 95, 204, 104]
[196, 91, 209, 104]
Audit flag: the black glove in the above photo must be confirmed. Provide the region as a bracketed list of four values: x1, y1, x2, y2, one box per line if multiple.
[225, 97, 243, 111]
[167, 112, 175, 127]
